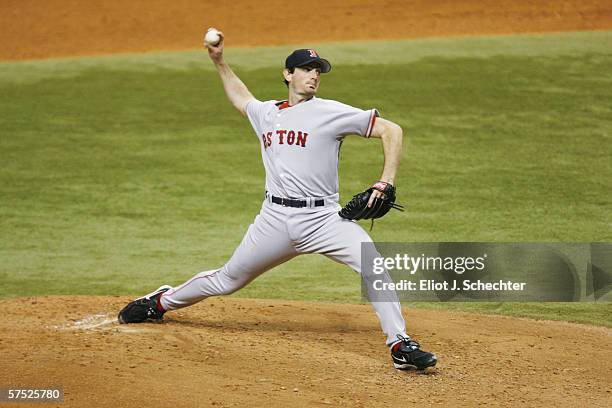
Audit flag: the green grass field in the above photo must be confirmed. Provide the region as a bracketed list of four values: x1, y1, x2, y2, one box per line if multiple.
[1, 31, 611, 326]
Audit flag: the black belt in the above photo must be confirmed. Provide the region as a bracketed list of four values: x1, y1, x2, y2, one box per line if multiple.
[271, 195, 324, 208]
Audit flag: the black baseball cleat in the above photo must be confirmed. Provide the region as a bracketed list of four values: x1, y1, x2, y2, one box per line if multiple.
[117, 285, 172, 324]
[391, 335, 438, 370]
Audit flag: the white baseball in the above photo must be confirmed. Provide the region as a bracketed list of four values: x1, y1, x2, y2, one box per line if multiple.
[204, 28, 221, 46]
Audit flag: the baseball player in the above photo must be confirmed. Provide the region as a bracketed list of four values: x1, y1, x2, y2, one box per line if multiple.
[118, 30, 437, 370]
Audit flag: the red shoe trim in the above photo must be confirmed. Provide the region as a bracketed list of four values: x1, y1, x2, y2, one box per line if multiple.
[157, 294, 166, 313]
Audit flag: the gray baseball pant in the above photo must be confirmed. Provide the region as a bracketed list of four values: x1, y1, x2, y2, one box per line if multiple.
[159, 199, 407, 345]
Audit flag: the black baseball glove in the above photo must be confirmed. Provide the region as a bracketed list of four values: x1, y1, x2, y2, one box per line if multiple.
[339, 181, 404, 222]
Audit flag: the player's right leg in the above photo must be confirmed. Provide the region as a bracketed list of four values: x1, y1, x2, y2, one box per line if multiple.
[118, 201, 298, 323]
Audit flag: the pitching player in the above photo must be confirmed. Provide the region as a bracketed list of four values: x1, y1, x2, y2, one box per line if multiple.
[118, 30, 437, 370]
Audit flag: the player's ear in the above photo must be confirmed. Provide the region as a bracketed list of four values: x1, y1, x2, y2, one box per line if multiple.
[283, 68, 293, 83]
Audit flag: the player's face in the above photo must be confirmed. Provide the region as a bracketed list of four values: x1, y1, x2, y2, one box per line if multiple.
[288, 64, 321, 95]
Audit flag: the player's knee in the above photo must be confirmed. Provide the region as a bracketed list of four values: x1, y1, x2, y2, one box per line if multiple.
[217, 264, 251, 295]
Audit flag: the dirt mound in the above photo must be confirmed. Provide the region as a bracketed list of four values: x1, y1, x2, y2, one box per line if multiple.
[2, 0, 612, 60]
[1, 296, 610, 407]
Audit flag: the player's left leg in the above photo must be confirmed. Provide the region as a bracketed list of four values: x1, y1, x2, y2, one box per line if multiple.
[291, 209, 406, 345]
[292, 209, 437, 369]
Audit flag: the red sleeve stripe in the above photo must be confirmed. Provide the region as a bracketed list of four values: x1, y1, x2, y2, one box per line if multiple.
[366, 109, 377, 137]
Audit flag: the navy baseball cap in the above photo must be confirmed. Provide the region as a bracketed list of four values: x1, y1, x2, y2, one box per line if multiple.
[285, 49, 332, 73]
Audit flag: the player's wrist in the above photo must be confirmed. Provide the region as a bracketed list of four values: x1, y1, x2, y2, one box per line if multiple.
[375, 179, 394, 186]
[212, 57, 226, 67]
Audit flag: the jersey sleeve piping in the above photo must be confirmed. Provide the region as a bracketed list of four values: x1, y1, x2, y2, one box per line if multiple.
[366, 109, 380, 138]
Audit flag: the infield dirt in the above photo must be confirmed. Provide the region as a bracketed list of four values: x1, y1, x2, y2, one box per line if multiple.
[2, 296, 611, 407]
[2, 0, 612, 60]
[1, 1, 611, 407]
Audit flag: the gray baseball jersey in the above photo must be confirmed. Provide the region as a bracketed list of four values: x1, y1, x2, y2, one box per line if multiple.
[246, 97, 379, 198]
[159, 96, 408, 345]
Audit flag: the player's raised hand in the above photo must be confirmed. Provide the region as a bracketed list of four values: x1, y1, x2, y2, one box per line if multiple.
[205, 29, 225, 62]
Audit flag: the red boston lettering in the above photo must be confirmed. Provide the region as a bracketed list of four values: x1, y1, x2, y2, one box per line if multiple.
[296, 131, 308, 147]
[266, 132, 272, 148]
[287, 130, 295, 145]
[270, 129, 309, 148]
[261, 132, 272, 149]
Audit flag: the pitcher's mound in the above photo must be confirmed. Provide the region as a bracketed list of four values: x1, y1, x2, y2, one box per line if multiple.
[1, 296, 610, 407]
